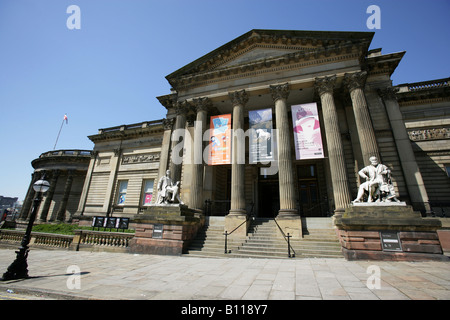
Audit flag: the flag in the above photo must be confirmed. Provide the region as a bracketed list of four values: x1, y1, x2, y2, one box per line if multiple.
[63, 114, 68, 124]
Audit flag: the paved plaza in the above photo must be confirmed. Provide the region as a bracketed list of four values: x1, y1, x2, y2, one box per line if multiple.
[0, 248, 449, 302]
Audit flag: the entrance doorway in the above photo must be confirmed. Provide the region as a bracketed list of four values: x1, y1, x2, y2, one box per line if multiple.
[297, 164, 323, 217]
[258, 176, 280, 218]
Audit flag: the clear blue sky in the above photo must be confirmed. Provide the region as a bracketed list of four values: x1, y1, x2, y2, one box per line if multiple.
[0, 0, 449, 201]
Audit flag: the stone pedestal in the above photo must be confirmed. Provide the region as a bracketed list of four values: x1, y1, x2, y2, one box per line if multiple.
[275, 215, 302, 240]
[128, 204, 203, 255]
[224, 214, 248, 240]
[334, 203, 448, 261]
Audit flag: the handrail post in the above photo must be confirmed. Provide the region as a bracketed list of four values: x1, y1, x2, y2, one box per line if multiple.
[287, 233, 292, 258]
[223, 231, 229, 254]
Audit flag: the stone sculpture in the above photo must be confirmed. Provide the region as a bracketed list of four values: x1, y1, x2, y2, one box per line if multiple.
[353, 156, 400, 203]
[156, 170, 184, 205]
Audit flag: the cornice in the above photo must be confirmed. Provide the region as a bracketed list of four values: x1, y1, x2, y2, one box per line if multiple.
[89, 120, 165, 143]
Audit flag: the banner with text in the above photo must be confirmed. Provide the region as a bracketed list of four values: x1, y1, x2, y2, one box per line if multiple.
[291, 103, 324, 160]
[209, 114, 232, 165]
[249, 108, 275, 164]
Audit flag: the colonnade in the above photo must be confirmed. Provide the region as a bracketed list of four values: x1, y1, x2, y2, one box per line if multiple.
[162, 71, 385, 235]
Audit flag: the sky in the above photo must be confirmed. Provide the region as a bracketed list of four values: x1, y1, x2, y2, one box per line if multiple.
[0, 0, 449, 201]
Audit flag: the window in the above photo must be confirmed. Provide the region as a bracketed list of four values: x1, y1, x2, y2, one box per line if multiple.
[117, 181, 128, 205]
[142, 180, 154, 206]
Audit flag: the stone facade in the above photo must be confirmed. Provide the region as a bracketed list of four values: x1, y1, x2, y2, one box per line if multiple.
[19, 29, 450, 257]
[20, 150, 92, 223]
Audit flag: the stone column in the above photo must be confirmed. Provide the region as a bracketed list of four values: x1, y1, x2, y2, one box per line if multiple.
[315, 76, 352, 212]
[379, 87, 431, 213]
[54, 170, 74, 222]
[270, 84, 297, 215]
[225, 90, 248, 239]
[39, 169, 60, 222]
[19, 172, 38, 221]
[344, 71, 380, 165]
[169, 101, 188, 183]
[75, 151, 97, 216]
[190, 97, 210, 212]
[229, 90, 248, 215]
[270, 83, 302, 238]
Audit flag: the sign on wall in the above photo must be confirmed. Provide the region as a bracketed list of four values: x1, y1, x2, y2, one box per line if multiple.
[249, 108, 275, 163]
[380, 231, 402, 252]
[291, 103, 324, 160]
[209, 114, 232, 165]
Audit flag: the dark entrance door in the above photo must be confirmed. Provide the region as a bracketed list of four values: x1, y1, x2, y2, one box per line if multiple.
[258, 179, 280, 218]
[298, 164, 323, 217]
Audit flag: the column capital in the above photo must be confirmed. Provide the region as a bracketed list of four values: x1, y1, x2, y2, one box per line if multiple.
[174, 100, 190, 116]
[270, 83, 290, 102]
[314, 75, 337, 96]
[378, 87, 398, 101]
[192, 97, 212, 113]
[344, 71, 368, 92]
[228, 89, 248, 107]
[162, 118, 175, 130]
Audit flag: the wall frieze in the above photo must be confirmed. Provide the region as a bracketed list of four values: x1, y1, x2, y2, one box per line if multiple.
[121, 153, 161, 165]
[172, 52, 360, 91]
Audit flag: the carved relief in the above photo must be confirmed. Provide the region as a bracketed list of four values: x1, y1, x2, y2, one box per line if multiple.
[408, 128, 450, 141]
[121, 153, 161, 164]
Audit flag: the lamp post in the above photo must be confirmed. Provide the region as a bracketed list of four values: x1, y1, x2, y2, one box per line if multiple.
[1, 178, 50, 281]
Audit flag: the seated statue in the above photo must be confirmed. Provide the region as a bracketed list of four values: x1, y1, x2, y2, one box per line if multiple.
[156, 170, 184, 205]
[353, 156, 400, 203]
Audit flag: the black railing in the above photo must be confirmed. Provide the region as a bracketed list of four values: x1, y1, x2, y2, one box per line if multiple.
[273, 218, 296, 258]
[223, 203, 255, 254]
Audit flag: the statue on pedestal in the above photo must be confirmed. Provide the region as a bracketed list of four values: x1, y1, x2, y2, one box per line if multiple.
[156, 170, 184, 205]
[353, 156, 400, 203]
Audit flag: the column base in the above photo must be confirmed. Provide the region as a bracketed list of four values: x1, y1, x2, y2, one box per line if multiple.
[275, 213, 302, 239]
[225, 213, 248, 240]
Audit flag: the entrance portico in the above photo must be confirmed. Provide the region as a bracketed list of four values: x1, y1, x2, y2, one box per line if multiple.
[155, 29, 430, 241]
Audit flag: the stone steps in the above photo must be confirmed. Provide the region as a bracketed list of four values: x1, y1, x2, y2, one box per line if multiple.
[184, 217, 343, 259]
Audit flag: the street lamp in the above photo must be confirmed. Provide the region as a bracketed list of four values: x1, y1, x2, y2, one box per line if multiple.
[1, 177, 50, 281]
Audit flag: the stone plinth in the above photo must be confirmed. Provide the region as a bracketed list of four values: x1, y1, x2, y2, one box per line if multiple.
[224, 214, 248, 240]
[128, 204, 203, 256]
[334, 204, 448, 261]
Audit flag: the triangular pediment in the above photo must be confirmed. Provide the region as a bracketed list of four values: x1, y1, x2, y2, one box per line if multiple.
[213, 45, 314, 70]
[166, 29, 374, 89]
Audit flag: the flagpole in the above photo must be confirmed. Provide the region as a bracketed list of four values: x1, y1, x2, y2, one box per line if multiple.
[54, 114, 68, 150]
[53, 119, 65, 150]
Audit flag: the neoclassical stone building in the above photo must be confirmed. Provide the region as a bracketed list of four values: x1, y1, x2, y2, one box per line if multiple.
[21, 30, 449, 248]
[20, 150, 92, 223]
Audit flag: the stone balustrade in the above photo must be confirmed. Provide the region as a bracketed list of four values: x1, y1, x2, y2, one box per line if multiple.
[0, 229, 134, 253]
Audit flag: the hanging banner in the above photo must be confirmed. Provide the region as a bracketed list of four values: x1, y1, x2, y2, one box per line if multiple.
[291, 103, 324, 160]
[209, 114, 231, 165]
[249, 108, 274, 163]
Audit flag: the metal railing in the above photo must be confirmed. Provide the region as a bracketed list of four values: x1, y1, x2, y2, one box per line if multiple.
[273, 218, 296, 258]
[223, 203, 255, 254]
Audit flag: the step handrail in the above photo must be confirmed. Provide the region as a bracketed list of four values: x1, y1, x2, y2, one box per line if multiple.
[273, 218, 296, 258]
[223, 203, 255, 254]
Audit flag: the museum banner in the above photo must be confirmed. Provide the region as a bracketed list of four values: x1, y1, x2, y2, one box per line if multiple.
[249, 108, 275, 163]
[209, 114, 231, 165]
[291, 103, 324, 160]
